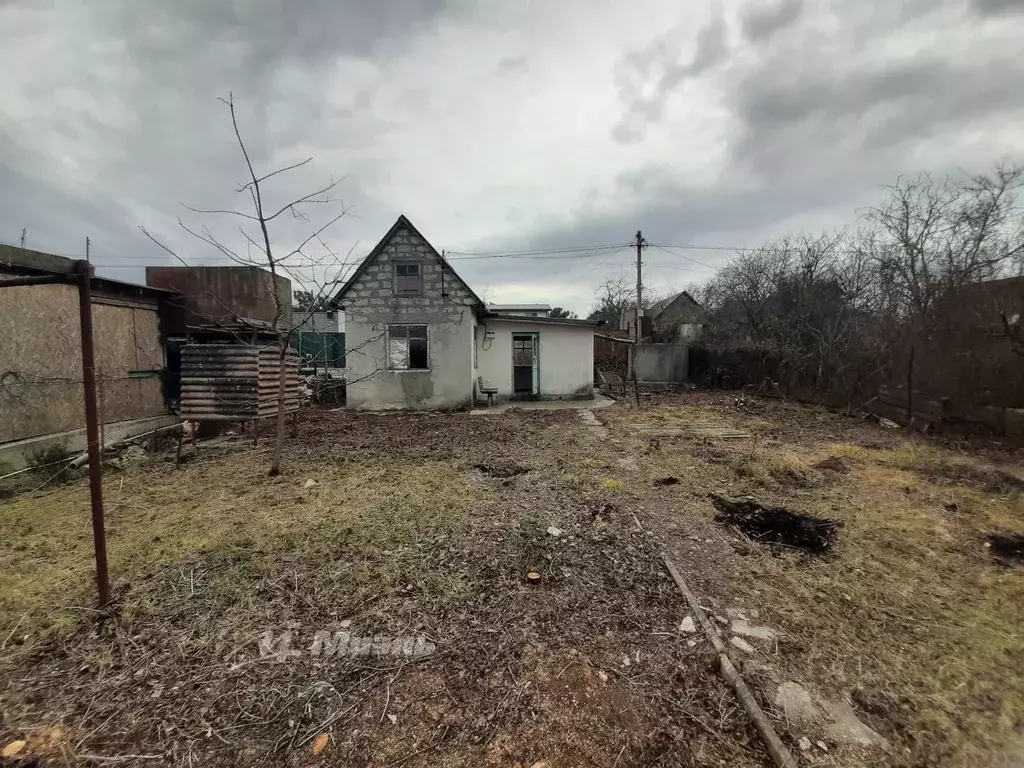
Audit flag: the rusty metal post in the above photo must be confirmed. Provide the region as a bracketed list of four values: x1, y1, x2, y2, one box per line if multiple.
[76, 260, 110, 608]
[98, 367, 106, 449]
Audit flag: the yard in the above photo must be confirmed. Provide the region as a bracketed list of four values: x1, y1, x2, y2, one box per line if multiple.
[0, 394, 1021, 767]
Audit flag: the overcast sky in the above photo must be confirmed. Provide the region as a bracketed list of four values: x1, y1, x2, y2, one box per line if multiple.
[2, 0, 1023, 315]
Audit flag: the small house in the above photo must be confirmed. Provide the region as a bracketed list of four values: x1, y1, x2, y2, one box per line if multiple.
[647, 291, 706, 341]
[330, 216, 598, 409]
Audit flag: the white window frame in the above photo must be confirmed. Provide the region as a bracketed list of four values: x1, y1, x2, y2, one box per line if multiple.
[387, 324, 429, 371]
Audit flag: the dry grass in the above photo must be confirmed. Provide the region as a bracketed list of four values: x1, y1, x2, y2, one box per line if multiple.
[833, 442, 1024, 495]
[608, 396, 1024, 767]
[746, 459, 1023, 764]
[0, 448, 479, 636]
[0, 410, 771, 767]
[732, 451, 812, 488]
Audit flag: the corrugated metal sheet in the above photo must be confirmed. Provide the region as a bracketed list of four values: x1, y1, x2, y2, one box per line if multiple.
[257, 347, 302, 418]
[180, 344, 300, 421]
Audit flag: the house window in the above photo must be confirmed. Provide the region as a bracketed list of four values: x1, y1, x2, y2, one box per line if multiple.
[394, 263, 421, 295]
[388, 325, 428, 370]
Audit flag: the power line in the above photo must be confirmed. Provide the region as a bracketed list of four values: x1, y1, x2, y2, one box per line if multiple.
[445, 243, 629, 258]
[646, 244, 722, 270]
[647, 258, 678, 295]
[5, 234, 737, 272]
[460, 245, 635, 268]
[88, 248, 634, 268]
[649, 242, 756, 253]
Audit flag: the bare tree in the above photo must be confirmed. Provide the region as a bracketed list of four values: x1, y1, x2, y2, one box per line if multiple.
[143, 93, 357, 475]
[698, 162, 1024, 408]
[589, 273, 661, 326]
[864, 163, 1024, 323]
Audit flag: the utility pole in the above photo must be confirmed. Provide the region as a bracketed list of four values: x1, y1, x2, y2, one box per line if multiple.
[19, 228, 26, 248]
[86, 236, 91, 263]
[75, 260, 110, 608]
[627, 230, 645, 406]
[634, 230, 645, 343]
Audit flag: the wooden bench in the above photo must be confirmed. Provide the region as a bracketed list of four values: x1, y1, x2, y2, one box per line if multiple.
[477, 376, 498, 407]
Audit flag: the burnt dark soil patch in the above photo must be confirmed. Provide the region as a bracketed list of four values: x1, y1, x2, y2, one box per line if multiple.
[986, 533, 1024, 562]
[472, 460, 529, 477]
[709, 493, 841, 554]
[814, 456, 850, 474]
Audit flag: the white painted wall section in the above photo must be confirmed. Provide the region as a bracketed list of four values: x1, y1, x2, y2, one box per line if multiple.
[476, 320, 594, 401]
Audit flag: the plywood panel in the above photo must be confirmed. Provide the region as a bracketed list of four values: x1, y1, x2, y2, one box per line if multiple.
[0, 284, 167, 443]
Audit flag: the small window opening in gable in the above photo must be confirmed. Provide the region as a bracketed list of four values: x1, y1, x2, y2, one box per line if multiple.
[394, 262, 422, 295]
[388, 325, 429, 369]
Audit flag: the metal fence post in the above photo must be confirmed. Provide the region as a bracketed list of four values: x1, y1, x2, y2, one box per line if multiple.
[76, 260, 110, 607]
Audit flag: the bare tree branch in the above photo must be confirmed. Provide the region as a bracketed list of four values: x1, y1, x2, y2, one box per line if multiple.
[238, 157, 313, 192]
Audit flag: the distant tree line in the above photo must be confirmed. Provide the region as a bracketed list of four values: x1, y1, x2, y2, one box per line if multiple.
[692, 162, 1024, 407]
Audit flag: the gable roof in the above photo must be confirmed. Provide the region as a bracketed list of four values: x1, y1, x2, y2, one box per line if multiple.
[329, 215, 484, 309]
[648, 290, 702, 318]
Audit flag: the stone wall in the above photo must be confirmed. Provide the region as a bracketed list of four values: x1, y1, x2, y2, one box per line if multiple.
[342, 224, 478, 410]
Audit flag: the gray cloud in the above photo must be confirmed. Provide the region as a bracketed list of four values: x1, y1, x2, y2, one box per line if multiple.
[495, 55, 529, 75]
[612, 10, 728, 143]
[740, 0, 804, 42]
[733, 55, 1023, 176]
[971, 0, 1024, 14]
[727, 0, 1024, 187]
[2, 0, 1023, 315]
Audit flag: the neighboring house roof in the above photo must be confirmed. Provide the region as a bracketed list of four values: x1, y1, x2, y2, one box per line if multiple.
[956, 275, 1024, 303]
[484, 312, 601, 327]
[487, 304, 552, 312]
[329, 215, 485, 309]
[647, 290, 703, 319]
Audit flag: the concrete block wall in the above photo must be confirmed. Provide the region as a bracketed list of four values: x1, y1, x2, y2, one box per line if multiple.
[343, 225, 478, 410]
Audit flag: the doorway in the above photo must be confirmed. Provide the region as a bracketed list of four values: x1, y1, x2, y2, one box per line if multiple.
[512, 333, 539, 396]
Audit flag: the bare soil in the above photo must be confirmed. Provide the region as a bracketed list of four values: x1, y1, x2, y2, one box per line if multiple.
[2, 394, 1021, 767]
[0, 408, 766, 767]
